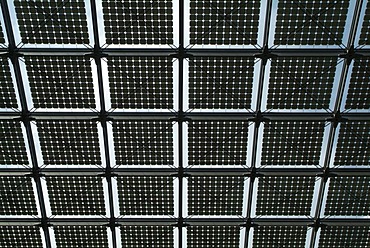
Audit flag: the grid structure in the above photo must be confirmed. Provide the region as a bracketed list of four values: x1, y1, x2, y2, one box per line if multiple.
[0, 0, 369, 248]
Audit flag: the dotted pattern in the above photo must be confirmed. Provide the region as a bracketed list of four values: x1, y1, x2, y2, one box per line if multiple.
[319, 226, 370, 247]
[261, 121, 325, 166]
[37, 120, 101, 165]
[188, 176, 244, 215]
[118, 176, 174, 215]
[0, 58, 18, 108]
[189, 1, 260, 45]
[47, 176, 105, 215]
[0, 226, 42, 247]
[325, 177, 370, 216]
[253, 226, 307, 247]
[187, 226, 240, 248]
[102, 1, 173, 45]
[54, 226, 109, 248]
[359, 1, 370, 45]
[334, 122, 370, 166]
[188, 121, 248, 166]
[24, 56, 95, 109]
[0, 176, 37, 215]
[0, 22, 4, 44]
[0, 120, 28, 165]
[108, 57, 173, 109]
[189, 57, 254, 109]
[14, 0, 89, 44]
[274, 0, 349, 45]
[113, 121, 173, 166]
[256, 177, 315, 216]
[345, 59, 370, 109]
[268, 57, 337, 109]
[121, 226, 174, 248]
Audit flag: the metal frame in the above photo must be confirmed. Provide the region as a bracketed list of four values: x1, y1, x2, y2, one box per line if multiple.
[0, 0, 369, 247]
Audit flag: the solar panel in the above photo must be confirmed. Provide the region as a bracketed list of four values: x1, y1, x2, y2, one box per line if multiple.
[0, 176, 37, 215]
[359, 1, 370, 45]
[345, 58, 370, 109]
[274, 0, 349, 45]
[117, 176, 174, 215]
[24, 56, 95, 109]
[0, 120, 28, 165]
[268, 57, 337, 109]
[188, 121, 249, 166]
[113, 121, 173, 166]
[188, 57, 254, 109]
[14, 0, 89, 44]
[256, 176, 315, 216]
[188, 176, 244, 215]
[187, 226, 240, 248]
[325, 176, 370, 216]
[253, 226, 307, 247]
[319, 226, 370, 247]
[261, 121, 325, 166]
[0, 226, 42, 247]
[46, 176, 105, 215]
[0, 57, 18, 109]
[189, 0, 260, 45]
[334, 122, 370, 166]
[120, 226, 174, 248]
[102, 0, 173, 45]
[37, 120, 101, 166]
[54, 226, 109, 248]
[108, 57, 173, 109]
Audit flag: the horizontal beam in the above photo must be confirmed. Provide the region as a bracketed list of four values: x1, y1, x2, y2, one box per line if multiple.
[1, 217, 370, 226]
[2, 47, 370, 57]
[0, 111, 369, 121]
[2, 167, 370, 176]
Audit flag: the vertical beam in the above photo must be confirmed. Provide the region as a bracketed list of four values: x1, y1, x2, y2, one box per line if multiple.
[89, 1, 117, 248]
[0, 1, 52, 248]
[244, 1, 273, 247]
[308, 1, 365, 247]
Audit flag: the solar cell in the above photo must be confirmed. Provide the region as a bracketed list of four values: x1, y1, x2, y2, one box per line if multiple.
[253, 226, 307, 247]
[359, 1, 370, 45]
[0, 57, 18, 108]
[14, 0, 89, 44]
[0, 226, 42, 247]
[0, 120, 28, 165]
[188, 121, 249, 166]
[54, 226, 109, 248]
[319, 226, 370, 247]
[121, 226, 174, 248]
[187, 226, 240, 248]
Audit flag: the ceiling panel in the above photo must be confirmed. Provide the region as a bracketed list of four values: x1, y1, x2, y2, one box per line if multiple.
[0, 226, 42, 247]
[54, 226, 109, 248]
[187, 226, 240, 248]
[253, 226, 307, 247]
[0, 57, 18, 109]
[0, 120, 28, 165]
[120, 226, 174, 248]
[318, 226, 370, 247]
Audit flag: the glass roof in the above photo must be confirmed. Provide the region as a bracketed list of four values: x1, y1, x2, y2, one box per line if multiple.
[0, 0, 369, 247]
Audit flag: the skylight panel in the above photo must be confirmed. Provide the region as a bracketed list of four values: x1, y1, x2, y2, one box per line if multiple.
[187, 226, 240, 248]
[345, 58, 370, 109]
[261, 121, 325, 166]
[120, 226, 174, 248]
[0, 226, 42, 247]
[359, 1, 370, 45]
[117, 176, 174, 215]
[102, 0, 173, 45]
[37, 120, 101, 166]
[108, 57, 173, 109]
[253, 226, 307, 247]
[274, 0, 349, 45]
[0, 57, 18, 108]
[189, 0, 260, 45]
[325, 177, 370, 216]
[188, 121, 249, 166]
[46, 176, 105, 215]
[188, 57, 254, 109]
[256, 176, 315, 216]
[0, 176, 37, 215]
[334, 122, 370, 166]
[0, 120, 28, 165]
[318, 226, 370, 247]
[113, 121, 173, 166]
[54, 226, 109, 248]
[267, 57, 337, 110]
[14, 0, 89, 44]
[24, 56, 95, 109]
[188, 176, 244, 215]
